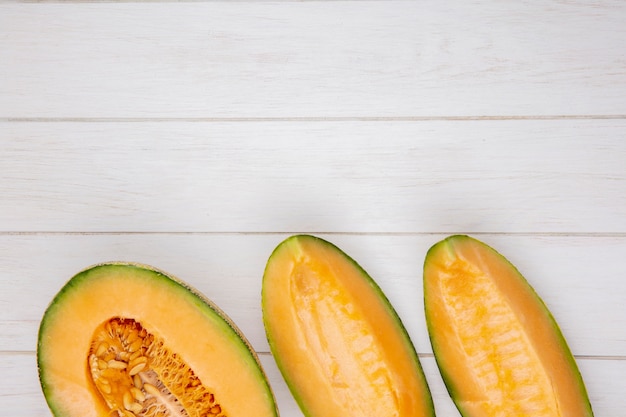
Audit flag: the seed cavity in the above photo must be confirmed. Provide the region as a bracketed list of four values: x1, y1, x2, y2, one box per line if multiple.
[131, 386, 146, 402]
[88, 317, 227, 417]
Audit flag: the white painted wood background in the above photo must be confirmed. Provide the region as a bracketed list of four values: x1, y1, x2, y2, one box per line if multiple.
[1, 1, 625, 416]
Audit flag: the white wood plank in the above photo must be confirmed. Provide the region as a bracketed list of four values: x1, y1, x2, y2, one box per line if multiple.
[2, 1, 623, 415]
[2, 352, 621, 417]
[2, 233, 624, 357]
[2, 120, 625, 233]
[1, 1, 625, 118]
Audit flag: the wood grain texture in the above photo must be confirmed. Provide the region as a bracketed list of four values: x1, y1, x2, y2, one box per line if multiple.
[3, 231, 623, 414]
[1, 0, 625, 416]
[2, 120, 625, 233]
[2, 233, 624, 357]
[1, 1, 625, 118]
[1, 352, 623, 417]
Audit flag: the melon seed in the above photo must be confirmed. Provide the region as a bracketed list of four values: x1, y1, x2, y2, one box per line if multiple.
[131, 386, 146, 402]
[133, 374, 143, 389]
[128, 356, 148, 376]
[142, 382, 160, 398]
[107, 359, 127, 370]
[96, 342, 108, 357]
[129, 338, 143, 353]
[129, 402, 143, 414]
[98, 382, 112, 394]
[123, 391, 133, 411]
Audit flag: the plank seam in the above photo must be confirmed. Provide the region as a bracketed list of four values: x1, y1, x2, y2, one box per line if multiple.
[5, 350, 626, 360]
[0, 0, 472, 4]
[2, 115, 626, 123]
[2, 231, 626, 237]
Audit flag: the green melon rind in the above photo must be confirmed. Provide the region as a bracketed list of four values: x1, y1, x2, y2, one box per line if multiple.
[262, 234, 434, 417]
[423, 235, 593, 417]
[37, 261, 279, 417]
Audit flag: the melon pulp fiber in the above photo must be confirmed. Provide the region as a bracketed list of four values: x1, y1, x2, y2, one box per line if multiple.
[38, 262, 279, 417]
[262, 235, 434, 417]
[423, 235, 593, 417]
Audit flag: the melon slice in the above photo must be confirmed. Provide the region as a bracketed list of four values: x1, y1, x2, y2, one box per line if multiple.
[423, 235, 593, 417]
[37, 262, 279, 417]
[262, 235, 434, 417]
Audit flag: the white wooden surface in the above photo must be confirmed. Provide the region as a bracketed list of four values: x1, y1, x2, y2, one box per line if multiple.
[1, 1, 625, 416]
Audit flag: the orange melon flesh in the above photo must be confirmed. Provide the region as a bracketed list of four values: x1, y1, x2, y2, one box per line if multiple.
[263, 235, 434, 417]
[38, 263, 278, 417]
[424, 235, 593, 417]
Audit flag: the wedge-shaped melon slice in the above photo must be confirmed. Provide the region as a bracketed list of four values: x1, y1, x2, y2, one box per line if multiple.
[38, 262, 279, 417]
[262, 235, 434, 417]
[424, 235, 593, 417]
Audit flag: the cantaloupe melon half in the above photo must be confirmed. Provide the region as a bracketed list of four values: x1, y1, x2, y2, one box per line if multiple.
[38, 262, 278, 417]
[423, 235, 593, 417]
[262, 235, 434, 417]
